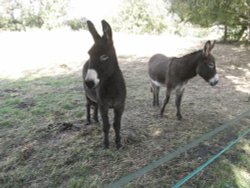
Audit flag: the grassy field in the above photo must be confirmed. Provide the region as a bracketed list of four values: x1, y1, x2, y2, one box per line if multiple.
[0, 30, 250, 188]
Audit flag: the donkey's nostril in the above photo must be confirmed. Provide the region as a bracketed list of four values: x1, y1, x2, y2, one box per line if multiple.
[209, 74, 219, 86]
[210, 80, 218, 86]
[85, 80, 95, 89]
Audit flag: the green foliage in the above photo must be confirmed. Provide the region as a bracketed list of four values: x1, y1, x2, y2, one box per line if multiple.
[112, 0, 168, 34]
[170, 0, 250, 41]
[66, 17, 87, 31]
[0, 0, 69, 31]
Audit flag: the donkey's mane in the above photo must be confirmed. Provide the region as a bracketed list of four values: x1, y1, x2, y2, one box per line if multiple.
[174, 50, 202, 63]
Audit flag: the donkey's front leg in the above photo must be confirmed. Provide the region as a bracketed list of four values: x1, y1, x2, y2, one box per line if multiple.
[175, 87, 185, 120]
[113, 106, 124, 149]
[93, 103, 99, 123]
[100, 106, 110, 149]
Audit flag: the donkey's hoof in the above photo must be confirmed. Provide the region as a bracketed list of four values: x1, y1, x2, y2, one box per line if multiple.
[103, 143, 109, 149]
[103, 145, 109, 149]
[93, 119, 99, 124]
[176, 114, 182, 120]
[84, 121, 91, 126]
[116, 143, 123, 150]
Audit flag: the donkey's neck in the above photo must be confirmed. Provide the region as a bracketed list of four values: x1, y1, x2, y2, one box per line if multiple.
[174, 50, 202, 81]
[100, 59, 121, 84]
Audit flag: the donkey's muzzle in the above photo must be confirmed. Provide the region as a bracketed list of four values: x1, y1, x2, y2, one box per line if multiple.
[210, 80, 218, 86]
[209, 74, 219, 86]
[85, 80, 95, 89]
[85, 69, 100, 89]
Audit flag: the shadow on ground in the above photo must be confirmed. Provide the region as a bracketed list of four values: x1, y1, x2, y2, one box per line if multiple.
[0, 44, 250, 188]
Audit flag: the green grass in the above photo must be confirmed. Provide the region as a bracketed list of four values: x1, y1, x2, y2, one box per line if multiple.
[0, 73, 91, 187]
[203, 139, 250, 188]
[0, 71, 127, 187]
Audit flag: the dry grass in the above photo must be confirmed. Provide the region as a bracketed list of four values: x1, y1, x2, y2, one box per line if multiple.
[0, 31, 250, 188]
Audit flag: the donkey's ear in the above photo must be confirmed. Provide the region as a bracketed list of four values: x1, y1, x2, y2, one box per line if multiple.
[203, 40, 211, 56]
[209, 40, 216, 52]
[101, 20, 113, 42]
[87, 20, 101, 42]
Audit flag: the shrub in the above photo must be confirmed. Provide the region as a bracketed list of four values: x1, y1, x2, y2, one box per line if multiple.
[66, 17, 87, 31]
[112, 0, 168, 34]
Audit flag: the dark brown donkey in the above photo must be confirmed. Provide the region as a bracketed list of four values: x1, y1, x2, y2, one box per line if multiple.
[82, 20, 126, 149]
[148, 41, 219, 120]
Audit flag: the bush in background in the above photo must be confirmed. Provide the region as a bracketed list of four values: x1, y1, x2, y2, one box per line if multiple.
[0, 0, 69, 31]
[170, 0, 250, 42]
[112, 0, 168, 34]
[65, 17, 87, 31]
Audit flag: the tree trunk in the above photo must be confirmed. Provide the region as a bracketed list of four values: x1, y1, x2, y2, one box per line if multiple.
[248, 21, 250, 45]
[223, 24, 228, 42]
[248, 9, 250, 45]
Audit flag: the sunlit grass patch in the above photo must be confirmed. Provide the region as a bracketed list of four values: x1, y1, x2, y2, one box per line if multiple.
[233, 165, 250, 188]
[199, 138, 250, 188]
[242, 143, 250, 155]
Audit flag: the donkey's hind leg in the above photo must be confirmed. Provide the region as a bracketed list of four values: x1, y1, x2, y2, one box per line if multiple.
[160, 89, 171, 116]
[151, 83, 160, 106]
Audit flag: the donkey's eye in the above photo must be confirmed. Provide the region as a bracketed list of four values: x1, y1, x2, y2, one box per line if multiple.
[100, 54, 109, 62]
[208, 63, 214, 69]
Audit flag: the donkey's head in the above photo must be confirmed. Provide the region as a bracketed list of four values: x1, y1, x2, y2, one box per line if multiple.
[85, 20, 117, 89]
[196, 41, 219, 86]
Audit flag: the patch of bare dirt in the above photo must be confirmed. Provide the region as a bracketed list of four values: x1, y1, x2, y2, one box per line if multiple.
[16, 98, 35, 109]
[47, 120, 100, 135]
[4, 88, 19, 93]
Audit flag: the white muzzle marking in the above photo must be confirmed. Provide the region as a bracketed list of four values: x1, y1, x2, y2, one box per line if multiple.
[85, 69, 100, 86]
[209, 74, 219, 85]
